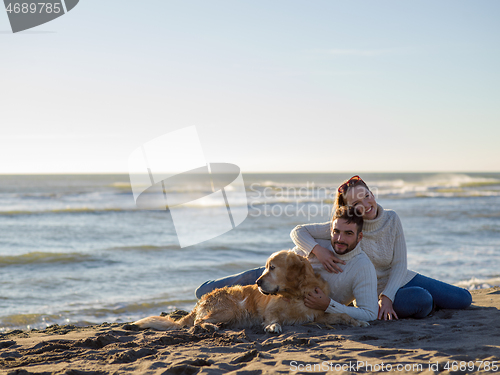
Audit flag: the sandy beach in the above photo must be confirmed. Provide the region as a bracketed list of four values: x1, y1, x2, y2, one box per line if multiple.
[1, 287, 499, 374]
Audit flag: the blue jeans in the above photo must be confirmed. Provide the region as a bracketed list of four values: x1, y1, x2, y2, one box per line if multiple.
[195, 266, 265, 299]
[392, 274, 472, 319]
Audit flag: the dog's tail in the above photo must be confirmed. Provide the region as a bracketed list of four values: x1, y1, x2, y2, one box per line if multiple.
[133, 312, 195, 331]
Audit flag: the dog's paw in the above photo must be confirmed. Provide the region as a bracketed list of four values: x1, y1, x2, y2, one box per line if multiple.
[357, 320, 370, 327]
[201, 323, 220, 332]
[264, 323, 282, 334]
[190, 323, 219, 334]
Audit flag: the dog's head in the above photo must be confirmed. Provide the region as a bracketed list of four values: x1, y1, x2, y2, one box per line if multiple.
[256, 250, 314, 297]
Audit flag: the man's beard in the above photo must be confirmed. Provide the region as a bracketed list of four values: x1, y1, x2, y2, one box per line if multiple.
[333, 241, 355, 254]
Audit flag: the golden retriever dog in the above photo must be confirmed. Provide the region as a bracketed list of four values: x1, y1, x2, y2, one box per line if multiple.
[133, 250, 368, 333]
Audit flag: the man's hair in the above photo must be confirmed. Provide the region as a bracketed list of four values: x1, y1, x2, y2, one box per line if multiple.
[332, 206, 363, 234]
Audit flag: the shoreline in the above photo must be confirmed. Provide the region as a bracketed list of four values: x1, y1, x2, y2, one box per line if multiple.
[1, 287, 499, 374]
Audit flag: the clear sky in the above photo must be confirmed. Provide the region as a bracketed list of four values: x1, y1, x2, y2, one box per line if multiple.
[1, 0, 499, 174]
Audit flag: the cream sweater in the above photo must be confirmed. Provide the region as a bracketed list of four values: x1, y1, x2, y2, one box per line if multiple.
[293, 239, 378, 321]
[291, 204, 417, 302]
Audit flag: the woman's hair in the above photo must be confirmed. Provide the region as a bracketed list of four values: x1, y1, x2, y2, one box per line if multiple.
[333, 175, 371, 211]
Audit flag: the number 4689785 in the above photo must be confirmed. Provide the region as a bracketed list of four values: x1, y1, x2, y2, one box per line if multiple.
[445, 361, 498, 372]
[6, 3, 62, 14]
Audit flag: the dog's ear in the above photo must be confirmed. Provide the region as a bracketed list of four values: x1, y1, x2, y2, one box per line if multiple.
[285, 252, 306, 282]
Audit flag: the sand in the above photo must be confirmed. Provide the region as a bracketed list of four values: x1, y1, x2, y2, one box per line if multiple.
[1, 287, 499, 374]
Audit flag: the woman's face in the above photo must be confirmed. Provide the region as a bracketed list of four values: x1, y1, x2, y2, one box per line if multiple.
[344, 185, 378, 220]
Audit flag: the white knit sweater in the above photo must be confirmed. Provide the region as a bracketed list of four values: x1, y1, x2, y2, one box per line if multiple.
[290, 204, 417, 302]
[293, 239, 378, 321]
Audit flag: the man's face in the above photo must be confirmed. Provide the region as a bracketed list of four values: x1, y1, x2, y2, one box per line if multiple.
[330, 218, 363, 255]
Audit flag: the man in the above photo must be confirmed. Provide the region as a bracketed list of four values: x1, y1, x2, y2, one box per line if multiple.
[293, 206, 378, 321]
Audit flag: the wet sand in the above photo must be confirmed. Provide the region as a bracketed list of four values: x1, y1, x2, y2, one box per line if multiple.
[1, 287, 499, 374]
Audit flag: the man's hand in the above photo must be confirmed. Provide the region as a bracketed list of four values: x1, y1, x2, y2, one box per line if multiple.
[378, 295, 399, 320]
[304, 287, 330, 311]
[311, 245, 345, 273]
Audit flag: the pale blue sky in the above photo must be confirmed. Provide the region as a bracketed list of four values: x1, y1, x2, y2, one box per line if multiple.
[1, 0, 499, 173]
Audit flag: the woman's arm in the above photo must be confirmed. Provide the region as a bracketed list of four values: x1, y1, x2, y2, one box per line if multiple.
[291, 222, 345, 273]
[290, 222, 331, 256]
[380, 214, 408, 303]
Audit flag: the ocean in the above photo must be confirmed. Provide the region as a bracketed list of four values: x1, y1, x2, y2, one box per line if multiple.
[1, 172, 499, 332]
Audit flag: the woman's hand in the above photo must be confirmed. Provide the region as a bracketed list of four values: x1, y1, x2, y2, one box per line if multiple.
[378, 295, 399, 320]
[304, 287, 330, 311]
[311, 245, 345, 273]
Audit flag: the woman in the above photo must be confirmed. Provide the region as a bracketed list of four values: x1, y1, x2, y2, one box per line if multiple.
[291, 175, 472, 320]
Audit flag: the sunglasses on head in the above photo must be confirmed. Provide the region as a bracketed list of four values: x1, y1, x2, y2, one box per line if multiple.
[338, 175, 363, 195]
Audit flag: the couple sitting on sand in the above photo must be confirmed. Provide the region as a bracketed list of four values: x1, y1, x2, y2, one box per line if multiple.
[196, 175, 472, 321]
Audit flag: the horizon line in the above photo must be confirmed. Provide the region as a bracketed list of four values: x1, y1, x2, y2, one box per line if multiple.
[1, 170, 500, 176]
